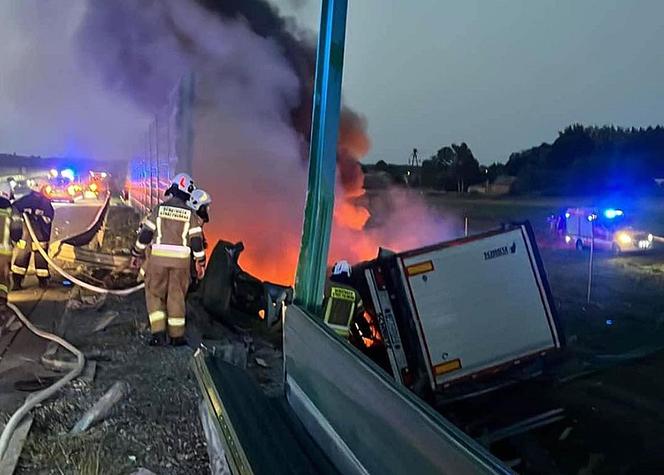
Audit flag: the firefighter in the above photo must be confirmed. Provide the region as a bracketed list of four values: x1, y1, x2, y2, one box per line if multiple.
[12, 180, 54, 289]
[322, 260, 365, 338]
[186, 189, 211, 289]
[0, 182, 23, 331]
[130, 173, 205, 346]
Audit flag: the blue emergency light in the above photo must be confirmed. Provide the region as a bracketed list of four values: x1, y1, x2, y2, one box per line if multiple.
[603, 208, 624, 219]
[60, 168, 75, 180]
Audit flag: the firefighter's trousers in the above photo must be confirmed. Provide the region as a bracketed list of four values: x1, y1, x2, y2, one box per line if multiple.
[12, 236, 50, 280]
[144, 259, 189, 339]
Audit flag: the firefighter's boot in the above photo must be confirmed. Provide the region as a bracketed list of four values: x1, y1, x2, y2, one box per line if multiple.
[149, 331, 169, 347]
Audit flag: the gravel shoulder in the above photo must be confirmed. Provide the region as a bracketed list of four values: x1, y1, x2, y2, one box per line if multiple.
[15, 289, 209, 475]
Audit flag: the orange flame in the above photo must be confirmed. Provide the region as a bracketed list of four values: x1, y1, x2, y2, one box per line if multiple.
[333, 199, 370, 231]
[190, 106, 449, 286]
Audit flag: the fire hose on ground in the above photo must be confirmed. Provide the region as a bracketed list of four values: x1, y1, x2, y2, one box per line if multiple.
[0, 302, 85, 460]
[1, 212, 145, 459]
[23, 213, 144, 296]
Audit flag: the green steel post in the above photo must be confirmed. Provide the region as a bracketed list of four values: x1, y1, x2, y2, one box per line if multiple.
[294, 0, 349, 313]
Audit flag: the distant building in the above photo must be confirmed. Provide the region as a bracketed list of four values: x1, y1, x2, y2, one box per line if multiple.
[468, 175, 516, 196]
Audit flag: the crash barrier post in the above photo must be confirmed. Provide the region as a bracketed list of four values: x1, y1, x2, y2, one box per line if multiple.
[23, 214, 144, 296]
[0, 303, 85, 460]
[284, 305, 510, 475]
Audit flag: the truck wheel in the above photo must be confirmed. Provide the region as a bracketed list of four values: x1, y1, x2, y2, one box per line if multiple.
[575, 239, 584, 251]
[612, 243, 622, 255]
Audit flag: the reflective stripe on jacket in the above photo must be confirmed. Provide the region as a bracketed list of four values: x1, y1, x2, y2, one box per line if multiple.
[132, 196, 204, 268]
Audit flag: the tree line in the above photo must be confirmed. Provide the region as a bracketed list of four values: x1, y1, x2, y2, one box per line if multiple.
[367, 124, 664, 195]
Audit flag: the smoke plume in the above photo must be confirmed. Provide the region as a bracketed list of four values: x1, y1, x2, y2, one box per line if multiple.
[77, 0, 450, 283]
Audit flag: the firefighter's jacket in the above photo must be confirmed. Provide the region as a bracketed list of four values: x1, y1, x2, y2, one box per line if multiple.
[0, 197, 23, 255]
[13, 191, 54, 244]
[132, 196, 205, 269]
[322, 278, 364, 337]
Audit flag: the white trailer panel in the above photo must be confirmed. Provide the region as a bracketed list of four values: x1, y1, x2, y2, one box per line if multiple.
[400, 227, 560, 387]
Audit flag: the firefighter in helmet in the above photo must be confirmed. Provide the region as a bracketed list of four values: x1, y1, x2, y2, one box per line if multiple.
[322, 260, 365, 337]
[12, 179, 54, 289]
[186, 188, 211, 289]
[188, 189, 211, 225]
[0, 181, 23, 331]
[131, 173, 205, 346]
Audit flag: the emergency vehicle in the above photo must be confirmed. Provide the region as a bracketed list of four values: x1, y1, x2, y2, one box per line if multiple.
[563, 207, 653, 254]
[85, 171, 110, 198]
[44, 176, 83, 203]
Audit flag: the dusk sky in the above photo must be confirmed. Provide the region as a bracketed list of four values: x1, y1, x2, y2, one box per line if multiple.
[288, 0, 664, 164]
[1, 1, 663, 164]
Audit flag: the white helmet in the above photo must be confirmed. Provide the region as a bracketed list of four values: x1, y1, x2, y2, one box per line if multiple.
[332, 260, 352, 278]
[188, 188, 211, 211]
[171, 172, 195, 194]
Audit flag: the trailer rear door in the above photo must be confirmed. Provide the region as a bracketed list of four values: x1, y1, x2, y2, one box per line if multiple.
[399, 226, 560, 388]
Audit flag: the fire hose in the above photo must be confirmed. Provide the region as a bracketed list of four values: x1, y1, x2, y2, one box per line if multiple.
[1, 211, 145, 458]
[23, 213, 144, 296]
[0, 302, 85, 460]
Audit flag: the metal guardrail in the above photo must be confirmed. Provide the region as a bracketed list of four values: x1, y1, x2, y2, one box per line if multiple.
[284, 305, 511, 475]
[192, 349, 253, 475]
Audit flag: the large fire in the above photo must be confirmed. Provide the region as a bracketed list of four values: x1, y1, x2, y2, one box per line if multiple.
[197, 163, 448, 286]
[193, 105, 418, 285]
[201, 194, 386, 286]
[191, 95, 446, 286]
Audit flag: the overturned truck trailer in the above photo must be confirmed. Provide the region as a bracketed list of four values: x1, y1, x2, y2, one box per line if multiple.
[353, 222, 564, 397]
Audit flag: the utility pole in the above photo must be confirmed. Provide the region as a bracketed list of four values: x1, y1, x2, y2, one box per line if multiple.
[409, 148, 420, 168]
[408, 148, 420, 186]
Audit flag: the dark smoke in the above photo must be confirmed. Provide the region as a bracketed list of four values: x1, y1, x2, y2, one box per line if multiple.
[76, 0, 449, 283]
[77, 0, 362, 191]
